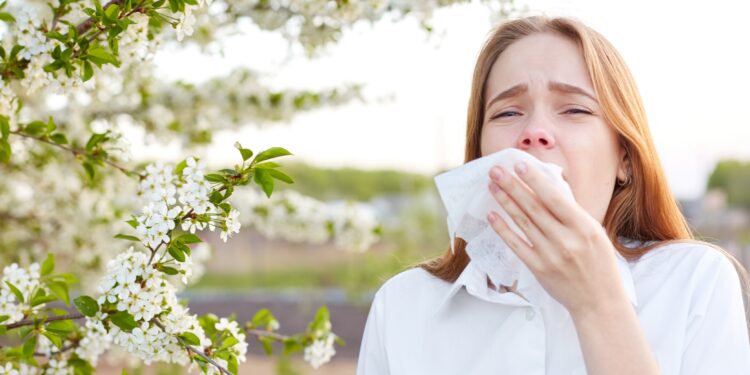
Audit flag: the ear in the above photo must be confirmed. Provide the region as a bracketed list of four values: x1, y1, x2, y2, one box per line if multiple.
[616, 146, 630, 181]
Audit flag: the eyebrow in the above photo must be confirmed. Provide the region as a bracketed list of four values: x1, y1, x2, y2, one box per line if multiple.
[485, 81, 598, 110]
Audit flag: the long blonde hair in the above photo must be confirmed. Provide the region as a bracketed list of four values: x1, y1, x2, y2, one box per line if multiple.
[416, 15, 750, 314]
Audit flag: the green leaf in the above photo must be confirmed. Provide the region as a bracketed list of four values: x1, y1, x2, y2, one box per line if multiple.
[0, 115, 9, 140]
[50, 132, 68, 145]
[179, 332, 201, 346]
[46, 30, 67, 43]
[221, 336, 239, 349]
[174, 159, 187, 175]
[0, 139, 10, 163]
[204, 173, 226, 183]
[168, 243, 186, 262]
[85, 132, 107, 151]
[73, 296, 99, 317]
[227, 354, 239, 375]
[176, 233, 201, 244]
[239, 148, 253, 161]
[254, 162, 281, 169]
[42, 331, 64, 349]
[282, 337, 304, 355]
[46, 319, 76, 336]
[46, 116, 56, 132]
[30, 291, 57, 307]
[253, 169, 274, 198]
[251, 309, 276, 329]
[22, 334, 37, 358]
[24, 121, 47, 136]
[82, 60, 94, 82]
[47, 281, 70, 305]
[56, 272, 78, 284]
[156, 264, 178, 275]
[308, 305, 330, 332]
[109, 311, 137, 332]
[0, 12, 16, 23]
[82, 161, 96, 181]
[68, 358, 94, 375]
[253, 147, 292, 164]
[259, 335, 274, 355]
[126, 218, 139, 228]
[114, 234, 140, 242]
[267, 169, 294, 184]
[5, 281, 24, 303]
[104, 4, 120, 20]
[41, 253, 54, 276]
[87, 46, 119, 67]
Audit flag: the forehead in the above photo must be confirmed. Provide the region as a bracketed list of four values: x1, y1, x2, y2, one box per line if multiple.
[484, 33, 595, 99]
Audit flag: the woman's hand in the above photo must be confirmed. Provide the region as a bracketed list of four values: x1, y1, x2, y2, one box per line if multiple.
[486, 161, 628, 317]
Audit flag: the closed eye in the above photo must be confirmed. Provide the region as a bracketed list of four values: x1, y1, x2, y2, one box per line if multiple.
[490, 111, 521, 120]
[489, 108, 592, 120]
[564, 108, 592, 115]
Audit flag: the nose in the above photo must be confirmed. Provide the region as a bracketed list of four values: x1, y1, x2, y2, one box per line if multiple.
[516, 118, 556, 150]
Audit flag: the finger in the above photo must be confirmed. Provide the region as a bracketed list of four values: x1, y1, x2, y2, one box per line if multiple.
[489, 165, 563, 239]
[488, 180, 547, 248]
[486, 210, 543, 272]
[512, 161, 582, 226]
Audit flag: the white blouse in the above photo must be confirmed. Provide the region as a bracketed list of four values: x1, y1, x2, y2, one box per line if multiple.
[355, 241, 750, 374]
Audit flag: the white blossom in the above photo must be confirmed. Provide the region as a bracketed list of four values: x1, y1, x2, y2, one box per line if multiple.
[175, 6, 196, 41]
[44, 358, 71, 375]
[0, 262, 43, 324]
[219, 208, 241, 242]
[304, 333, 336, 369]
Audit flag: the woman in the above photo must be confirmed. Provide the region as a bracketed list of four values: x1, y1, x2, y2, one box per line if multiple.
[356, 15, 750, 375]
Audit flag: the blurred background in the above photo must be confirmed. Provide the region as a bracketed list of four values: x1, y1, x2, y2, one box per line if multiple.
[4, 0, 750, 373]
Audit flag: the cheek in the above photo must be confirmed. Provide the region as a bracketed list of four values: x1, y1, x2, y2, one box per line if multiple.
[480, 126, 517, 156]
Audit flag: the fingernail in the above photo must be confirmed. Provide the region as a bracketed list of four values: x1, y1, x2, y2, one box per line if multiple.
[515, 162, 527, 175]
[487, 212, 497, 223]
[490, 167, 504, 182]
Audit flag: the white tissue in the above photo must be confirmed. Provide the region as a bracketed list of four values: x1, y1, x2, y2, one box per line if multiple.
[434, 148, 575, 306]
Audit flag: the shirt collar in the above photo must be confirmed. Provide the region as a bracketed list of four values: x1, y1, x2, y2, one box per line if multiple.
[433, 238, 639, 317]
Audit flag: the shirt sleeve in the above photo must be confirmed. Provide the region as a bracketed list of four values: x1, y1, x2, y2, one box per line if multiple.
[680, 252, 750, 374]
[356, 289, 391, 375]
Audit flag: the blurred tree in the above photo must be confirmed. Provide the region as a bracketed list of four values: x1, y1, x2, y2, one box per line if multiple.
[707, 159, 750, 209]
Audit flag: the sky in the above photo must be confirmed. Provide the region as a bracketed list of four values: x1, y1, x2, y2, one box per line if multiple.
[150, 0, 750, 200]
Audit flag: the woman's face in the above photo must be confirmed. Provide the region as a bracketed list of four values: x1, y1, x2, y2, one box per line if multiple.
[480, 32, 627, 224]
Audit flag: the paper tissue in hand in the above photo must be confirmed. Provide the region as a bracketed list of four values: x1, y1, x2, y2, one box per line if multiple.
[433, 148, 575, 305]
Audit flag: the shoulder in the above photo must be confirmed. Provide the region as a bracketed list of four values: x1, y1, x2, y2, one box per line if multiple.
[632, 240, 738, 276]
[634, 240, 744, 314]
[370, 266, 452, 313]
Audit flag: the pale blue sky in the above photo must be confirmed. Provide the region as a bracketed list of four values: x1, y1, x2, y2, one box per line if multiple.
[148, 0, 750, 200]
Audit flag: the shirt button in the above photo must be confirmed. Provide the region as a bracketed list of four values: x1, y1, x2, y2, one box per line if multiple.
[525, 307, 535, 320]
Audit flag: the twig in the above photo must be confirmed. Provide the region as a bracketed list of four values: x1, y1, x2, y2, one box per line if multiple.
[5, 313, 85, 330]
[10, 129, 142, 178]
[245, 329, 289, 341]
[75, 0, 126, 36]
[152, 319, 231, 375]
[34, 343, 77, 357]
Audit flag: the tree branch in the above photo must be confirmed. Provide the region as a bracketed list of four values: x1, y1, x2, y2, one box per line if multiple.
[10, 129, 142, 178]
[75, 0, 126, 36]
[5, 313, 85, 330]
[34, 343, 77, 357]
[245, 329, 289, 341]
